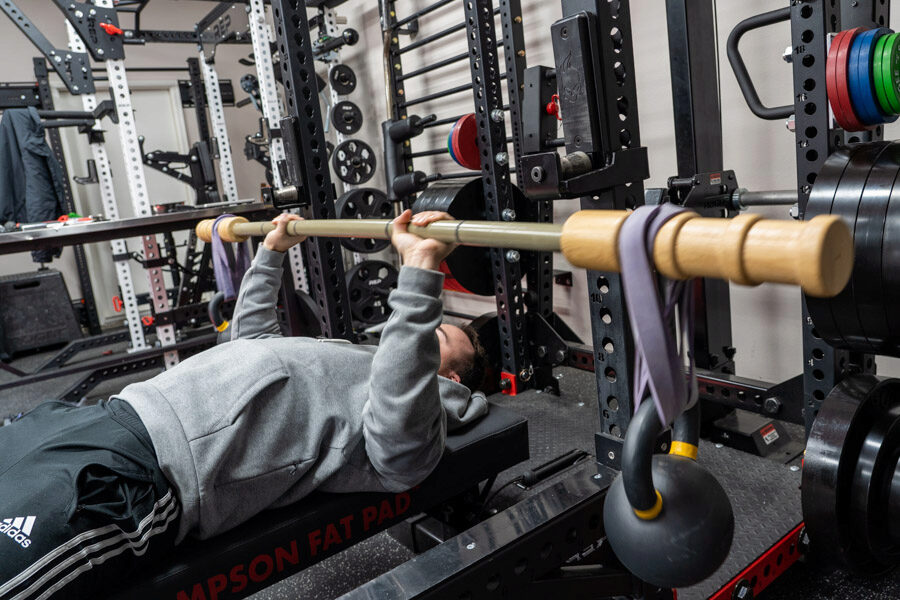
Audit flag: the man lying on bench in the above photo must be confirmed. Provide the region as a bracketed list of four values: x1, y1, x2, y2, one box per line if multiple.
[0, 209, 489, 600]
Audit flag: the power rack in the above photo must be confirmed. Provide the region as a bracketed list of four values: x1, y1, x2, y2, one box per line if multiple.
[378, 0, 572, 396]
[0, 1, 888, 598]
[6, 59, 103, 335]
[270, 0, 355, 341]
[0, 0, 278, 400]
[344, 0, 848, 598]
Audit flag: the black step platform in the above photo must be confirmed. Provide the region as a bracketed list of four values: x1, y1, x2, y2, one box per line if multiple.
[115, 403, 529, 600]
[680, 440, 802, 599]
[338, 440, 803, 600]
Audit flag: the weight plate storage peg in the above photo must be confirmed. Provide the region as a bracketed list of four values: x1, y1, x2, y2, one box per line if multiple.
[335, 188, 393, 253]
[332, 139, 376, 185]
[345, 260, 398, 325]
[331, 101, 363, 135]
[329, 64, 357, 95]
[848, 28, 896, 126]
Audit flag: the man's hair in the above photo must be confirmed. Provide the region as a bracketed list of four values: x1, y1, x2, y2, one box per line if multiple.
[457, 324, 488, 392]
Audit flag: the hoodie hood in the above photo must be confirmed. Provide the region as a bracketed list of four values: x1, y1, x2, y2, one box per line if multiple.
[438, 376, 490, 431]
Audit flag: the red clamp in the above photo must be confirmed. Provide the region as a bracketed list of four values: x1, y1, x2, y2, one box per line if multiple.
[141, 315, 154, 326]
[546, 94, 562, 121]
[112, 295, 123, 313]
[500, 372, 518, 396]
[99, 22, 124, 36]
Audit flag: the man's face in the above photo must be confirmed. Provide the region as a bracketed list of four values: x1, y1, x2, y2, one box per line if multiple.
[437, 324, 475, 383]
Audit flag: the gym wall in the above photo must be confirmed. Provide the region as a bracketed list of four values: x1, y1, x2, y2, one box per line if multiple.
[0, 1, 268, 323]
[0, 0, 897, 380]
[344, 0, 900, 382]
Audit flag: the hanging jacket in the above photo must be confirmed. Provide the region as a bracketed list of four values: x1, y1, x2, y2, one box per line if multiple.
[0, 107, 67, 263]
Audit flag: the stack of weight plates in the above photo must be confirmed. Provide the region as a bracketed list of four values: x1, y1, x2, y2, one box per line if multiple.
[827, 27, 900, 132]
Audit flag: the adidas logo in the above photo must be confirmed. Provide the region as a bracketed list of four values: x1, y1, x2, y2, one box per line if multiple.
[0, 516, 35, 549]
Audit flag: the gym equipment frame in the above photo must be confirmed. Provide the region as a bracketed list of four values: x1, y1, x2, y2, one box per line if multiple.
[377, 0, 560, 396]
[271, 0, 355, 341]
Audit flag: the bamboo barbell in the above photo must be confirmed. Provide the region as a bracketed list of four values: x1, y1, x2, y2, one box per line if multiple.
[196, 210, 853, 298]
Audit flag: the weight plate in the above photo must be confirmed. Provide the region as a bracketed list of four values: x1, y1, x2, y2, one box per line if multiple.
[849, 401, 900, 562]
[413, 178, 491, 295]
[240, 73, 258, 94]
[887, 454, 900, 546]
[332, 139, 376, 184]
[879, 162, 900, 350]
[852, 143, 899, 353]
[294, 290, 324, 338]
[806, 148, 853, 347]
[469, 312, 501, 394]
[412, 178, 526, 296]
[331, 100, 363, 135]
[345, 260, 398, 325]
[849, 28, 895, 125]
[882, 33, 900, 114]
[451, 114, 481, 171]
[447, 129, 458, 164]
[329, 64, 357, 95]
[826, 142, 889, 351]
[803, 376, 900, 574]
[827, 29, 847, 126]
[873, 33, 895, 115]
[833, 28, 869, 132]
[335, 188, 393, 253]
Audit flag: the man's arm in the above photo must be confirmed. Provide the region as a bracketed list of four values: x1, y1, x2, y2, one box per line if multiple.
[230, 214, 307, 340]
[229, 246, 286, 340]
[361, 266, 446, 490]
[361, 209, 458, 490]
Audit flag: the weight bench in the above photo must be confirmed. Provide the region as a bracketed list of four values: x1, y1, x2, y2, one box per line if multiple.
[115, 403, 528, 600]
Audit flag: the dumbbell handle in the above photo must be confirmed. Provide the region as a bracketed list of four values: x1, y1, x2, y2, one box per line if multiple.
[196, 211, 852, 297]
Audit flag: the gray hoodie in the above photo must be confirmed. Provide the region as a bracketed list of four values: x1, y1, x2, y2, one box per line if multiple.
[120, 247, 488, 542]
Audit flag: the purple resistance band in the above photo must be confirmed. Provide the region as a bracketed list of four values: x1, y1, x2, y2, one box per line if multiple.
[211, 213, 252, 300]
[617, 204, 698, 427]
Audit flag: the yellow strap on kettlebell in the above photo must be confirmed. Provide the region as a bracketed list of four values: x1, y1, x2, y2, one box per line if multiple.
[669, 441, 699, 460]
[633, 489, 663, 520]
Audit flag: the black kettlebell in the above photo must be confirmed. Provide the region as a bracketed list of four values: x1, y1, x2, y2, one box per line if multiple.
[603, 401, 734, 588]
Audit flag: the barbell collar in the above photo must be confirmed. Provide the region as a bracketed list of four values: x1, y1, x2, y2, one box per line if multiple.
[273, 186, 299, 204]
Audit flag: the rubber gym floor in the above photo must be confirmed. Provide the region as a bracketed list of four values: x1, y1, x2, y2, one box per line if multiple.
[2, 342, 900, 599]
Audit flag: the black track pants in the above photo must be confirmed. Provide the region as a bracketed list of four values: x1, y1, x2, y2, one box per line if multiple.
[0, 399, 179, 600]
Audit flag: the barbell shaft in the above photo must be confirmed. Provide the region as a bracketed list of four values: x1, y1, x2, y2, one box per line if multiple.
[196, 211, 853, 298]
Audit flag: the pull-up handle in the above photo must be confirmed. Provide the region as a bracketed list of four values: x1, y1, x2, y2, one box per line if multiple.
[726, 6, 794, 120]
